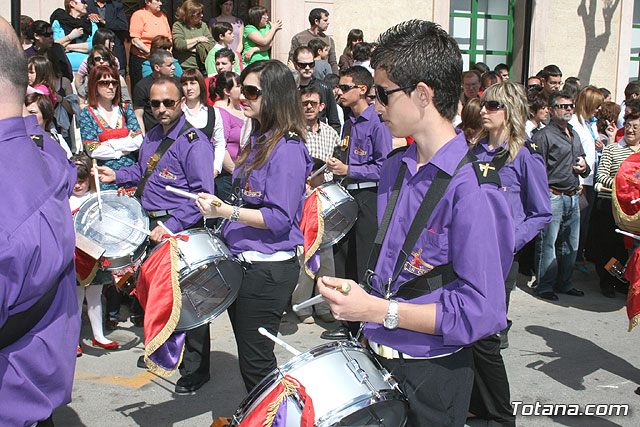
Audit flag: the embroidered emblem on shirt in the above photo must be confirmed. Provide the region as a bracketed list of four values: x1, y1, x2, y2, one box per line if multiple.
[286, 130, 301, 142]
[354, 145, 367, 156]
[403, 249, 434, 276]
[340, 136, 350, 151]
[242, 183, 262, 198]
[30, 134, 44, 148]
[478, 162, 496, 177]
[158, 167, 177, 180]
[186, 130, 198, 142]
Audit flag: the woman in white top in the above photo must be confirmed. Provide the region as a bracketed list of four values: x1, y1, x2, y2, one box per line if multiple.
[569, 85, 605, 266]
[180, 68, 226, 178]
[78, 65, 143, 190]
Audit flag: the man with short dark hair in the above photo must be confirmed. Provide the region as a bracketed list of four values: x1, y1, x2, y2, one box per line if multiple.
[288, 8, 338, 73]
[494, 63, 509, 81]
[97, 77, 215, 394]
[532, 90, 590, 301]
[527, 75, 542, 90]
[540, 64, 563, 102]
[618, 80, 640, 128]
[0, 16, 80, 426]
[318, 20, 515, 425]
[294, 46, 341, 133]
[462, 70, 481, 104]
[205, 22, 242, 76]
[133, 49, 176, 133]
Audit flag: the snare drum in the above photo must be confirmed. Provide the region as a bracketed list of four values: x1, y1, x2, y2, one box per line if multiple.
[232, 340, 408, 427]
[312, 182, 358, 250]
[148, 228, 244, 331]
[74, 190, 149, 270]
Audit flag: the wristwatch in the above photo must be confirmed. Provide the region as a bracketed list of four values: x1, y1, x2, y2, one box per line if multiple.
[383, 300, 399, 330]
[229, 206, 240, 222]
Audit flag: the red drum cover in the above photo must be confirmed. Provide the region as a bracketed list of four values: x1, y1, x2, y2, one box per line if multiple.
[613, 151, 640, 233]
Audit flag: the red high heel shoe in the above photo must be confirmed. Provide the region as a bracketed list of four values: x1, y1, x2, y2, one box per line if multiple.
[92, 338, 119, 350]
[77, 345, 83, 357]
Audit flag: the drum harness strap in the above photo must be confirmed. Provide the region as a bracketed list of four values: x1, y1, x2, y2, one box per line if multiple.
[134, 121, 194, 200]
[0, 270, 64, 350]
[361, 149, 478, 301]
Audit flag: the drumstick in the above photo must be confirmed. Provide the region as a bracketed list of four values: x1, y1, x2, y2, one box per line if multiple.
[308, 164, 328, 180]
[292, 282, 351, 312]
[631, 197, 640, 205]
[156, 220, 172, 236]
[165, 185, 221, 207]
[615, 229, 640, 241]
[102, 212, 151, 236]
[92, 160, 103, 220]
[257, 327, 301, 356]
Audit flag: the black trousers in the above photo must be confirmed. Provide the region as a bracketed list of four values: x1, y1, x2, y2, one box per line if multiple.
[590, 197, 628, 286]
[180, 324, 210, 376]
[333, 187, 378, 283]
[228, 256, 300, 392]
[376, 347, 474, 427]
[469, 261, 517, 426]
[128, 53, 146, 94]
[469, 334, 515, 426]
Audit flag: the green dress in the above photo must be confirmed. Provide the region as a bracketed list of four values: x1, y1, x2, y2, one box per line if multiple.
[243, 24, 271, 65]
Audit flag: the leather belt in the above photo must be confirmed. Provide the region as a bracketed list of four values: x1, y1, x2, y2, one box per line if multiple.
[549, 188, 576, 196]
[346, 181, 378, 190]
[368, 340, 459, 360]
[148, 209, 172, 218]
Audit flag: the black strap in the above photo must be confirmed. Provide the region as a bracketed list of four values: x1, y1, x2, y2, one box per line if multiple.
[363, 151, 476, 298]
[393, 263, 458, 300]
[134, 121, 192, 199]
[491, 147, 509, 172]
[0, 278, 60, 350]
[199, 106, 217, 140]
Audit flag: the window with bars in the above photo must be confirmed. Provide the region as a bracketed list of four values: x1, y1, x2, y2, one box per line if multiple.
[449, 0, 514, 72]
[631, 0, 640, 81]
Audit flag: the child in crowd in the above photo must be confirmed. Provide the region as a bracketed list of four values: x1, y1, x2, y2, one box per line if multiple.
[309, 38, 331, 81]
[70, 154, 119, 356]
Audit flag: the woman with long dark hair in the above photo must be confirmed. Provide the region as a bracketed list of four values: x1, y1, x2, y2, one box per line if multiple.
[197, 60, 312, 391]
[25, 20, 74, 81]
[338, 28, 363, 71]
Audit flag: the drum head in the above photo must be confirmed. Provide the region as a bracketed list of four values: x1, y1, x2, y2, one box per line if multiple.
[74, 191, 149, 269]
[175, 257, 244, 331]
[334, 399, 407, 426]
[319, 198, 358, 249]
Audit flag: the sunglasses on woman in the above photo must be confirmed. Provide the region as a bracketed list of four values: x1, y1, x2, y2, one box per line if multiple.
[480, 100, 506, 112]
[374, 84, 417, 106]
[241, 85, 262, 100]
[97, 79, 119, 87]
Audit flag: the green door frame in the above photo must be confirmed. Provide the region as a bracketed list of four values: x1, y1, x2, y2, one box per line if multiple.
[450, 0, 514, 70]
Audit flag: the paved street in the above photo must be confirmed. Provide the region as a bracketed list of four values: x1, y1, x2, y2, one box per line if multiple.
[55, 265, 640, 426]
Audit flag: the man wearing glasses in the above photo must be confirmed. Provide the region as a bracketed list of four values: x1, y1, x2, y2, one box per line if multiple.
[97, 77, 215, 393]
[532, 90, 590, 301]
[322, 65, 392, 340]
[318, 20, 515, 425]
[294, 46, 341, 134]
[133, 49, 176, 133]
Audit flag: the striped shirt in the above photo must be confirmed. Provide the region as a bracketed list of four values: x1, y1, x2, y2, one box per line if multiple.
[596, 138, 640, 198]
[306, 120, 341, 182]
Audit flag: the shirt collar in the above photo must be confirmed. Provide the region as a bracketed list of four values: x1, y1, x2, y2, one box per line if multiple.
[0, 116, 29, 142]
[161, 114, 187, 139]
[476, 136, 506, 153]
[402, 128, 468, 177]
[349, 103, 376, 124]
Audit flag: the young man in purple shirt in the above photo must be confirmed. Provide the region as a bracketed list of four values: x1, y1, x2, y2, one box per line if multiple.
[0, 17, 80, 426]
[319, 20, 515, 426]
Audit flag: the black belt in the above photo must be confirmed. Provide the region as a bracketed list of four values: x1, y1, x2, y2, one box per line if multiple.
[148, 209, 172, 218]
[0, 272, 62, 350]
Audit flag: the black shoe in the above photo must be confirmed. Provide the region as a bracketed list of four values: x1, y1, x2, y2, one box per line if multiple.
[601, 284, 616, 298]
[175, 373, 210, 394]
[320, 326, 349, 340]
[563, 288, 585, 297]
[499, 320, 512, 349]
[537, 291, 559, 301]
[137, 355, 147, 369]
[105, 319, 118, 331]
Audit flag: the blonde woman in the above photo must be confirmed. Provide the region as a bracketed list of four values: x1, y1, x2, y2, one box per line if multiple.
[469, 81, 552, 425]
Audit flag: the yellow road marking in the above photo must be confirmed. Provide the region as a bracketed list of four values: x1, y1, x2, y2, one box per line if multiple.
[75, 370, 157, 389]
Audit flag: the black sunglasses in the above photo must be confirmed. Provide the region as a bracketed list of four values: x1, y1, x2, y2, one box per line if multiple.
[338, 84, 364, 93]
[301, 99, 319, 107]
[555, 103, 574, 110]
[481, 100, 506, 112]
[374, 84, 417, 106]
[97, 79, 119, 87]
[296, 61, 315, 69]
[241, 85, 262, 100]
[149, 98, 179, 108]
[38, 31, 54, 37]
[93, 55, 107, 63]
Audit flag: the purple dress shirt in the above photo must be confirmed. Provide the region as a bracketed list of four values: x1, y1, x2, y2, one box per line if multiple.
[115, 115, 215, 233]
[223, 133, 312, 255]
[0, 116, 80, 426]
[362, 131, 515, 357]
[24, 115, 77, 195]
[472, 138, 552, 252]
[343, 104, 392, 184]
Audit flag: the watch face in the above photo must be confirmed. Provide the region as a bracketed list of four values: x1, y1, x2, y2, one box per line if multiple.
[384, 315, 398, 329]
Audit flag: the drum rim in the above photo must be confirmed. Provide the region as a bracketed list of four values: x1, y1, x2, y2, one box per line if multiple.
[232, 340, 408, 424]
[316, 389, 409, 426]
[74, 190, 150, 268]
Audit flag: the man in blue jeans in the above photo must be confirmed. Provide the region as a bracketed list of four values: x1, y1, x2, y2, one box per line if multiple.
[532, 90, 591, 300]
